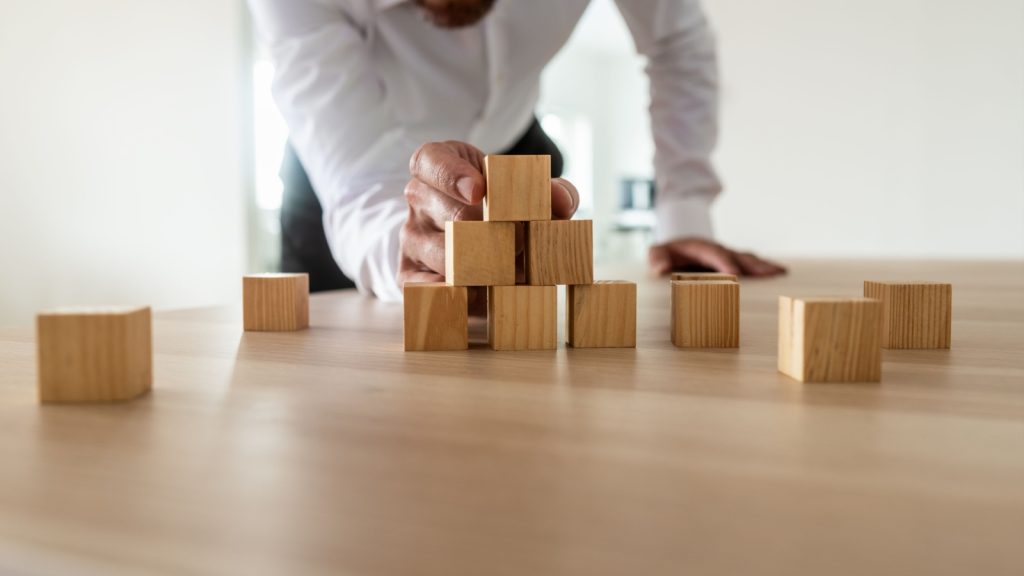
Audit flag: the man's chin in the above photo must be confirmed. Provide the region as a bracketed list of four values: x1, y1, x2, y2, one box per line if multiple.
[414, 0, 496, 28]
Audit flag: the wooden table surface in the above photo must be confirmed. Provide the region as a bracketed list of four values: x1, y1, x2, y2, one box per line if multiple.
[1, 260, 1022, 576]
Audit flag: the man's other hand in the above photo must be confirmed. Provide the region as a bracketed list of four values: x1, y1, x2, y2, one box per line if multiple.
[398, 140, 579, 313]
[649, 237, 787, 278]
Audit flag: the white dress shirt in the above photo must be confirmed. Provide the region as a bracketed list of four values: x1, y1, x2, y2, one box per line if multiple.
[247, 0, 721, 301]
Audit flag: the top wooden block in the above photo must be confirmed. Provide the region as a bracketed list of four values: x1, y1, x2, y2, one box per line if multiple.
[863, 281, 952, 349]
[670, 272, 738, 283]
[484, 155, 551, 222]
[243, 273, 309, 332]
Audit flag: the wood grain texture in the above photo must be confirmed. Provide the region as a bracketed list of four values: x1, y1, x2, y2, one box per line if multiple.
[483, 154, 551, 222]
[487, 285, 557, 350]
[671, 280, 740, 348]
[242, 274, 309, 332]
[403, 283, 468, 351]
[567, 281, 637, 348]
[444, 221, 516, 286]
[36, 306, 151, 403]
[864, 281, 952, 349]
[670, 272, 738, 282]
[526, 220, 593, 286]
[1, 260, 1023, 576]
[778, 296, 882, 382]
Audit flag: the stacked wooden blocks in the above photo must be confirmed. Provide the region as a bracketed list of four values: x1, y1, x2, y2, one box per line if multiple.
[671, 273, 740, 348]
[404, 154, 636, 351]
[36, 306, 153, 403]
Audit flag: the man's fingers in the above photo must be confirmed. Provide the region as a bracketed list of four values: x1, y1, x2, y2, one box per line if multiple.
[551, 178, 579, 220]
[401, 270, 445, 285]
[402, 225, 446, 276]
[735, 251, 788, 277]
[670, 241, 741, 276]
[735, 252, 771, 277]
[409, 141, 486, 204]
[648, 244, 673, 276]
[406, 178, 483, 231]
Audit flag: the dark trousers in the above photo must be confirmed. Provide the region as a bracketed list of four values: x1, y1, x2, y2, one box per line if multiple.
[279, 117, 564, 292]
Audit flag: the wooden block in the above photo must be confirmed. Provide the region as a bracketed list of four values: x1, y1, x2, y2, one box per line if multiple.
[37, 306, 152, 403]
[670, 272, 738, 283]
[403, 283, 468, 351]
[445, 221, 516, 286]
[778, 296, 883, 382]
[567, 281, 637, 348]
[671, 281, 740, 348]
[487, 285, 557, 350]
[864, 281, 952, 349]
[243, 273, 309, 331]
[526, 220, 593, 286]
[483, 154, 551, 221]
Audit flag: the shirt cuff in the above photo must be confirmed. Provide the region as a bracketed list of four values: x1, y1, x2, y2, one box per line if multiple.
[655, 195, 715, 243]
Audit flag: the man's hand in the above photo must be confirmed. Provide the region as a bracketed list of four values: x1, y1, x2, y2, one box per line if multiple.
[649, 237, 787, 278]
[398, 140, 580, 311]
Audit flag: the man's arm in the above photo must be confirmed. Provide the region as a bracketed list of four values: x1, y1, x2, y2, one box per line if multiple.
[615, 0, 785, 276]
[249, 0, 409, 300]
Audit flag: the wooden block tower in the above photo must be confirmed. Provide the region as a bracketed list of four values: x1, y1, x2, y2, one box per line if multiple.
[36, 306, 153, 403]
[404, 154, 636, 351]
[777, 296, 883, 382]
[863, 281, 952, 349]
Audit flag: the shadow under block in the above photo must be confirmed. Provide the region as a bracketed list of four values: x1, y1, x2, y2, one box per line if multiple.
[243, 273, 309, 331]
[36, 306, 152, 403]
[670, 272, 738, 283]
[403, 283, 468, 351]
[488, 285, 557, 350]
[778, 296, 883, 383]
[526, 220, 593, 286]
[671, 281, 740, 348]
[567, 282, 637, 348]
[483, 154, 551, 222]
[864, 281, 952, 349]
[445, 221, 516, 286]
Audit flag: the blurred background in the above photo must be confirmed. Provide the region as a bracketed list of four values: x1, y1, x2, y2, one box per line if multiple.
[1, 0, 1021, 325]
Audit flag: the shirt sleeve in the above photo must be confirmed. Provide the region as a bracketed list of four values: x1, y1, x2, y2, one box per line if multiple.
[614, 0, 722, 242]
[248, 0, 408, 301]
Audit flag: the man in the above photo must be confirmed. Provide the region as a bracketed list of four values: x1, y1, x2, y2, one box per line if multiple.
[248, 0, 785, 301]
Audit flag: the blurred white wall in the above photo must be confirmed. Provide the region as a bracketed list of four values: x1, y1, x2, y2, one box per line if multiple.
[542, 0, 1024, 260]
[0, 0, 250, 326]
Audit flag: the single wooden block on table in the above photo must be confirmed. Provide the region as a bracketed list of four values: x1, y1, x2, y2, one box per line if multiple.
[525, 220, 593, 286]
[488, 285, 557, 351]
[36, 306, 152, 403]
[567, 281, 637, 348]
[243, 273, 309, 331]
[670, 272, 738, 283]
[483, 154, 551, 222]
[403, 283, 468, 351]
[864, 281, 952, 349]
[778, 296, 883, 382]
[445, 221, 516, 286]
[671, 281, 740, 348]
